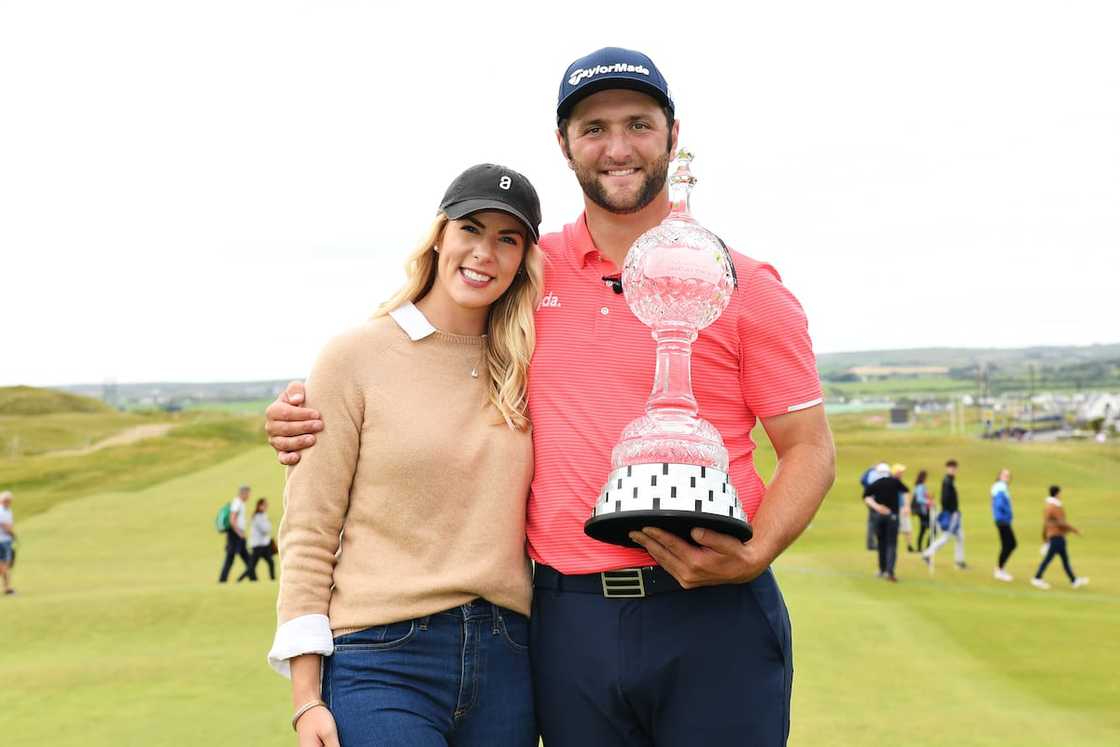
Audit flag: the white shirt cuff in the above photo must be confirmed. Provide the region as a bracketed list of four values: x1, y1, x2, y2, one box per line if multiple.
[787, 397, 824, 413]
[267, 614, 334, 678]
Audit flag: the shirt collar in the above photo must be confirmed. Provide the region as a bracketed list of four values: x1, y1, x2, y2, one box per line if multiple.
[1045, 496, 1063, 507]
[570, 213, 604, 269]
[388, 302, 437, 341]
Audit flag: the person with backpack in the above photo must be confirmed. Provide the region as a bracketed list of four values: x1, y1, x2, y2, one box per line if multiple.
[239, 497, 275, 582]
[860, 462, 889, 551]
[218, 484, 256, 583]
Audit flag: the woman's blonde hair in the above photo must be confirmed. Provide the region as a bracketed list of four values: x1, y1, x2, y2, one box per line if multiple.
[376, 212, 543, 431]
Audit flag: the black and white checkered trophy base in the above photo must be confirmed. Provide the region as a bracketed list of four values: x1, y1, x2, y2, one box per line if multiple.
[585, 462, 751, 548]
[583, 150, 752, 549]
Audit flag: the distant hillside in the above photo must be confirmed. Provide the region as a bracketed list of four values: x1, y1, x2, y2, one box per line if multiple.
[0, 385, 113, 416]
[46, 342, 1120, 407]
[817, 343, 1120, 396]
[816, 344, 1120, 374]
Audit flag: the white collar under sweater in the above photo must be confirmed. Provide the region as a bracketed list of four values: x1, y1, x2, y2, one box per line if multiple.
[388, 302, 437, 341]
[1045, 496, 1063, 507]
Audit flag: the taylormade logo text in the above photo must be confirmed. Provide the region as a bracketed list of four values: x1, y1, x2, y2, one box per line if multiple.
[568, 63, 650, 87]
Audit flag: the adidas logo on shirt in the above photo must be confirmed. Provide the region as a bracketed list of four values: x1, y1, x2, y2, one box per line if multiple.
[538, 292, 561, 309]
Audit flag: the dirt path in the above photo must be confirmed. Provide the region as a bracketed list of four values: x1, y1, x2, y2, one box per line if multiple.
[52, 423, 175, 456]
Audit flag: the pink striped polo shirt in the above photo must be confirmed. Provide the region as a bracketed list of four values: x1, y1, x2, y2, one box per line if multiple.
[526, 214, 823, 574]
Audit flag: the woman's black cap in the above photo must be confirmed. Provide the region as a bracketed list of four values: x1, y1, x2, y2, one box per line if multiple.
[439, 164, 542, 243]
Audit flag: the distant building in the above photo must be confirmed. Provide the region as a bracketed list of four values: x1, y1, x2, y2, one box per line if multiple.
[1077, 393, 1120, 427]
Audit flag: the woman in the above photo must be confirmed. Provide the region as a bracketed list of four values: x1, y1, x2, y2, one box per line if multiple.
[238, 498, 274, 582]
[267, 164, 543, 746]
[991, 468, 1016, 582]
[911, 470, 934, 552]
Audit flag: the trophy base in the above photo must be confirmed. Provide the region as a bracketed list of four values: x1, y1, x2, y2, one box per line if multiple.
[585, 462, 751, 548]
[585, 510, 752, 548]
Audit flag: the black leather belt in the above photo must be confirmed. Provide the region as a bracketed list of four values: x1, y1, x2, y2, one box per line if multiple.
[533, 563, 683, 598]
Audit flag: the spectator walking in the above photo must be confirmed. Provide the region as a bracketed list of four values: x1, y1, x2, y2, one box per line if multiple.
[861, 462, 889, 551]
[912, 469, 934, 551]
[893, 464, 916, 552]
[1032, 486, 1089, 590]
[923, 459, 967, 569]
[219, 484, 256, 583]
[239, 497, 275, 582]
[0, 491, 15, 595]
[863, 468, 909, 581]
[992, 468, 1016, 581]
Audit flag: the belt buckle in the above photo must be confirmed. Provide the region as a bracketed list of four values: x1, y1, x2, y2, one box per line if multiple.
[601, 568, 646, 598]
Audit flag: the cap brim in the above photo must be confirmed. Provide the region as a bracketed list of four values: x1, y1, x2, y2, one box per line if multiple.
[443, 199, 539, 243]
[557, 76, 673, 123]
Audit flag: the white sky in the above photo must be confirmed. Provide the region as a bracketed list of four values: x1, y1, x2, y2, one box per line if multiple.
[2, 0, 1118, 387]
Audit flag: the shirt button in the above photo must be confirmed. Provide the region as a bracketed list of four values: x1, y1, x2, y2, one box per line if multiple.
[600, 307, 610, 315]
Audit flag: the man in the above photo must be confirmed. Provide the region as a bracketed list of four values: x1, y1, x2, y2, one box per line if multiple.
[991, 468, 1016, 581]
[1031, 485, 1089, 590]
[266, 47, 835, 745]
[862, 465, 908, 581]
[0, 491, 15, 595]
[860, 462, 889, 551]
[923, 459, 967, 569]
[218, 484, 256, 583]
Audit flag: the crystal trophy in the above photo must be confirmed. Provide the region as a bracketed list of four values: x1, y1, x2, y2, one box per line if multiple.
[585, 150, 751, 547]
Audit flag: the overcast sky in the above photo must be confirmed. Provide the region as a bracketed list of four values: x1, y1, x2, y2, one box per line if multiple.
[2, 0, 1117, 387]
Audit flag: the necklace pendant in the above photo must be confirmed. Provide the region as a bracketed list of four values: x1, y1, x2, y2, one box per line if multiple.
[470, 367, 479, 379]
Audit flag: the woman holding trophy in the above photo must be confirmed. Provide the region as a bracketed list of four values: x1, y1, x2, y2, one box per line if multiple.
[267, 163, 543, 747]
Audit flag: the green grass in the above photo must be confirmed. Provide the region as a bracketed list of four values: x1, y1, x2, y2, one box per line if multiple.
[825, 375, 976, 397]
[1, 419, 1118, 745]
[182, 398, 275, 415]
[824, 375, 1120, 399]
[758, 416, 1120, 744]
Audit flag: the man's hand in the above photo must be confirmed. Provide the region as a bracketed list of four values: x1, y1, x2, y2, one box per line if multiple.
[265, 381, 323, 466]
[629, 526, 772, 588]
[631, 405, 834, 589]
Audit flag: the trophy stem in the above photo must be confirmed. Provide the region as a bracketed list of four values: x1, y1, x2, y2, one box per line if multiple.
[646, 325, 699, 417]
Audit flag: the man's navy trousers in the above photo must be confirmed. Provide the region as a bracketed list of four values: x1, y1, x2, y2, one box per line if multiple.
[531, 564, 793, 746]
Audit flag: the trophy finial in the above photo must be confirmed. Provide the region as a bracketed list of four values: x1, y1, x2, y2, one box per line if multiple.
[669, 149, 698, 217]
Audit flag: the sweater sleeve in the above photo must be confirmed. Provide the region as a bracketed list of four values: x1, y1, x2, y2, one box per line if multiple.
[274, 330, 366, 627]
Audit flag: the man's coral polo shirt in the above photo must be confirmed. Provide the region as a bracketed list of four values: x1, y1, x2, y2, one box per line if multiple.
[527, 215, 823, 574]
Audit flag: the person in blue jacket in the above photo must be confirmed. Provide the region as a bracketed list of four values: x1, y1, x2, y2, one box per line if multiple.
[991, 468, 1016, 581]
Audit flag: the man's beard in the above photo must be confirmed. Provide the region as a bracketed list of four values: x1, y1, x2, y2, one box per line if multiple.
[572, 150, 672, 215]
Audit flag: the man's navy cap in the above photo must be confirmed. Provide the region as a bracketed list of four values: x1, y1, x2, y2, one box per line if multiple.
[439, 164, 542, 243]
[556, 47, 674, 125]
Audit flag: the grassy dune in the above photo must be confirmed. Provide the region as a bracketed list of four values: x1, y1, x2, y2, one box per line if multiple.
[0, 385, 112, 416]
[0, 413, 263, 520]
[1, 414, 1117, 745]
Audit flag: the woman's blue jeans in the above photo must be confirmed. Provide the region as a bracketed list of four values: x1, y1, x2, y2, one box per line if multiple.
[322, 599, 536, 746]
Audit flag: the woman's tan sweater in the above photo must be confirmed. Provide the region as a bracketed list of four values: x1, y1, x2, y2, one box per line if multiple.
[275, 312, 533, 640]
